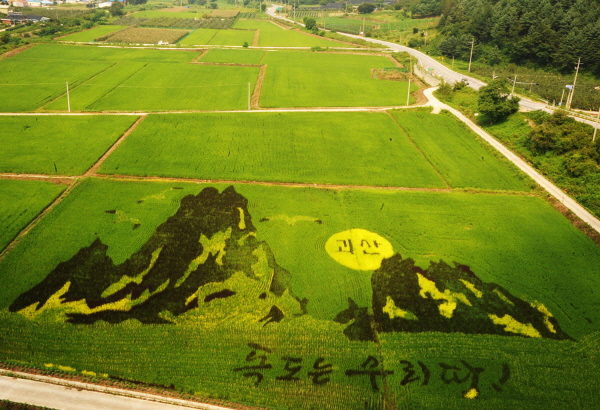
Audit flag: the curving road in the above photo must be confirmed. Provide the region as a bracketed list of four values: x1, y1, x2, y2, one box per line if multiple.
[266, 5, 600, 233]
[266, 5, 600, 123]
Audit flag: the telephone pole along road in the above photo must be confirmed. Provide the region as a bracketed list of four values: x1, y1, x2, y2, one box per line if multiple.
[266, 5, 600, 126]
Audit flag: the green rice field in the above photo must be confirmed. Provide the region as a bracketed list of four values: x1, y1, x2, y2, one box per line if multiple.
[59, 25, 128, 43]
[98, 111, 445, 187]
[98, 110, 529, 191]
[0, 115, 138, 175]
[233, 19, 351, 48]
[259, 51, 417, 107]
[177, 28, 219, 45]
[0, 178, 598, 408]
[0, 179, 66, 251]
[1, 24, 599, 410]
[200, 48, 267, 64]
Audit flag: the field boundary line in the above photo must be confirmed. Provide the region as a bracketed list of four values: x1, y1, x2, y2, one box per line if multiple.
[252, 29, 260, 46]
[251, 65, 267, 108]
[385, 110, 451, 189]
[84, 63, 149, 111]
[91, 174, 532, 196]
[0, 173, 76, 183]
[85, 115, 147, 176]
[191, 48, 209, 63]
[0, 370, 239, 410]
[0, 179, 81, 263]
[191, 62, 263, 67]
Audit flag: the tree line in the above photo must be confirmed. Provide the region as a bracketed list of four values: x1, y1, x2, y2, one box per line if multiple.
[422, 0, 600, 75]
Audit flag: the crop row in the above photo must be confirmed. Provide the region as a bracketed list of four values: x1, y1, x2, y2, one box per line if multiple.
[111, 16, 235, 30]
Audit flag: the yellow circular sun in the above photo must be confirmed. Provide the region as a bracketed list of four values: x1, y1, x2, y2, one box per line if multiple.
[325, 229, 394, 271]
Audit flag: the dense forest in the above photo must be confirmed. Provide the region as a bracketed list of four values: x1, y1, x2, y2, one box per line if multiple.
[418, 0, 600, 75]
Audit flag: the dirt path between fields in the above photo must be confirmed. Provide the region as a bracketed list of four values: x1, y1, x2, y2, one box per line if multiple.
[252, 30, 260, 47]
[84, 114, 147, 176]
[251, 65, 266, 108]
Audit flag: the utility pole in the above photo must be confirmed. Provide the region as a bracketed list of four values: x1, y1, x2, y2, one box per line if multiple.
[566, 57, 581, 110]
[511, 75, 517, 96]
[594, 108, 600, 142]
[66, 81, 70, 113]
[467, 38, 474, 72]
[559, 88, 566, 107]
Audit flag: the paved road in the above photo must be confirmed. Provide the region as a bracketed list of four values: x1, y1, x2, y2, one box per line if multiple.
[0, 371, 234, 410]
[266, 6, 600, 125]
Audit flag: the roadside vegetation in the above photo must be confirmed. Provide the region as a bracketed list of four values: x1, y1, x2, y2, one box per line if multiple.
[436, 83, 600, 218]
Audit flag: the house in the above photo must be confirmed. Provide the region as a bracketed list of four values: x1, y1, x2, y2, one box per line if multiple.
[1, 12, 49, 24]
[26, 15, 50, 22]
[10, 1, 27, 7]
[1, 11, 27, 24]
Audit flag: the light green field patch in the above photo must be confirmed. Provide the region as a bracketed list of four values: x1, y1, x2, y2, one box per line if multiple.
[208, 29, 255, 46]
[87, 63, 259, 111]
[200, 48, 266, 64]
[389, 109, 533, 191]
[0, 179, 66, 251]
[260, 51, 417, 107]
[177, 28, 219, 45]
[234, 19, 351, 48]
[98, 111, 445, 187]
[0, 115, 138, 175]
[59, 25, 128, 42]
[45, 62, 147, 111]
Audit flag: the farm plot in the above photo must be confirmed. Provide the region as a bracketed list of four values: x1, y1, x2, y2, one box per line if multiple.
[177, 28, 219, 45]
[0, 179, 599, 409]
[98, 111, 446, 188]
[59, 25, 128, 43]
[199, 48, 267, 65]
[100, 27, 190, 45]
[233, 19, 351, 48]
[0, 179, 66, 252]
[208, 29, 255, 46]
[0, 55, 110, 112]
[260, 51, 417, 107]
[390, 109, 532, 191]
[85, 63, 259, 111]
[17, 43, 200, 63]
[0, 115, 138, 175]
[0, 44, 203, 111]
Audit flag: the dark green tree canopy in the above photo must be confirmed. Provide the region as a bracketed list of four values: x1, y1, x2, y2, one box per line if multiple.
[357, 3, 377, 14]
[477, 79, 520, 123]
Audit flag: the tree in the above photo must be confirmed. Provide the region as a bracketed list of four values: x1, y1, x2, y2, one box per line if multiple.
[128, 0, 147, 5]
[0, 33, 10, 45]
[477, 79, 520, 123]
[303, 17, 317, 31]
[357, 3, 376, 14]
[110, 1, 125, 17]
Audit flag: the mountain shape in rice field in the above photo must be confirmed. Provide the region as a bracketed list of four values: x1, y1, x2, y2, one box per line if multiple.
[367, 254, 571, 340]
[9, 186, 303, 325]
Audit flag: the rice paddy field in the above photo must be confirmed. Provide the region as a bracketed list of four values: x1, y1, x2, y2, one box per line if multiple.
[59, 25, 128, 43]
[1, 20, 599, 410]
[0, 115, 138, 175]
[0, 179, 66, 251]
[259, 51, 418, 107]
[233, 19, 352, 48]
